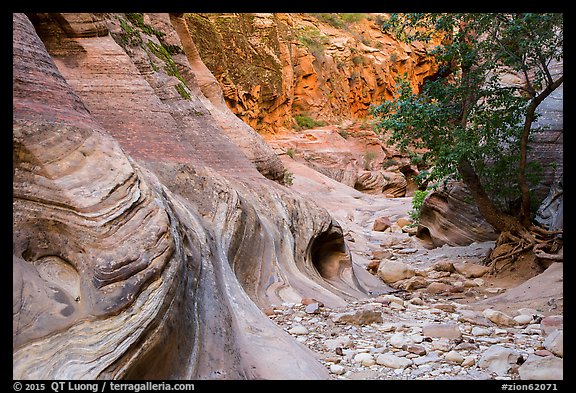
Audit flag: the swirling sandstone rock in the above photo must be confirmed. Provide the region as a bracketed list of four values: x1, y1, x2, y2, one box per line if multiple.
[354, 170, 407, 197]
[13, 13, 374, 379]
[417, 180, 498, 247]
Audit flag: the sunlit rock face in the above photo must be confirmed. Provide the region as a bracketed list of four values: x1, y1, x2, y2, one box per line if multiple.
[13, 13, 376, 380]
[184, 13, 437, 134]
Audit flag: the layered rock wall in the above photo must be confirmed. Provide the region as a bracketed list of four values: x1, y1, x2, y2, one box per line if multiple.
[13, 12, 376, 380]
[417, 181, 499, 248]
[185, 13, 436, 133]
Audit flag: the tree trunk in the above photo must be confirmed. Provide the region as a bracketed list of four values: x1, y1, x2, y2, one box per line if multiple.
[457, 157, 520, 233]
[457, 156, 563, 272]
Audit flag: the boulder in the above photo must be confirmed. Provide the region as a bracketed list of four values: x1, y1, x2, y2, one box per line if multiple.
[518, 354, 563, 380]
[353, 353, 376, 367]
[389, 333, 412, 349]
[453, 262, 490, 278]
[422, 323, 462, 340]
[331, 305, 383, 325]
[513, 314, 533, 325]
[444, 350, 465, 364]
[396, 217, 412, 228]
[417, 180, 498, 247]
[356, 171, 387, 194]
[482, 309, 517, 326]
[324, 335, 352, 351]
[376, 354, 412, 369]
[458, 310, 495, 327]
[377, 259, 416, 284]
[398, 276, 429, 290]
[478, 345, 522, 376]
[471, 327, 493, 337]
[433, 260, 456, 273]
[543, 329, 563, 357]
[381, 171, 408, 197]
[329, 364, 346, 375]
[402, 344, 427, 356]
[373, 216, 393, 232]
[425, 282, 453, 294]
[541, 315, 563, 336]
[366, 260, 381, 274]
[288, 325, 309, 335]
[305, 302, 320, 314]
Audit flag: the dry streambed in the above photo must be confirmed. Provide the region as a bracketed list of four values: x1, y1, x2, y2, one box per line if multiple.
[267, 281, 563, 380]
[266, 242, 563, 380]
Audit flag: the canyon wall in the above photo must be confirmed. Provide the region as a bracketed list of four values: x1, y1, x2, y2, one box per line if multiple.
[185, 13, 436, 133]
[13, 12, 382, 380]
[12, 12, 562, 380]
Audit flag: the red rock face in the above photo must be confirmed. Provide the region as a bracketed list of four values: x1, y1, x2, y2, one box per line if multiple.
[29, 13, 286, 182]
[185, 13, 438, 134]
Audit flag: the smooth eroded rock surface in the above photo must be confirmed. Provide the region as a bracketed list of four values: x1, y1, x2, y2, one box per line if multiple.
[13, 12, 375, 380]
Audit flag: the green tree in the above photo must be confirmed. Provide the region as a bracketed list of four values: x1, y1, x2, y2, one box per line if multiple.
[372, 13, 563, 270]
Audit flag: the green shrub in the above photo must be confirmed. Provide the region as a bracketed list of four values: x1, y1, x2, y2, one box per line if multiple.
[409, 189, 429, 223]
[115, 15, 142, 46]
[363, 151, 377, 170]
[175, 82, 191, 100]
[382, 157, 398, 168]
[350, 71, 361, 82]
[338, 129, 350, 139]
[352, 55, 364, 65]
[340, 13, 366, 23]
[311, 13, 366, 28]
[294, 114, 325, 130]
[286, 147, 295, 158]
[125, 13, 165, 39]
[296, 26, 329, 58]
[311, 13, 346, 29]
[146, 40, 191, 98]
[283, 171, 294, 186]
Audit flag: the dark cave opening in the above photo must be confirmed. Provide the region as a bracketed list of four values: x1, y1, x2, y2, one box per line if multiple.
[309, 222, 350, 280]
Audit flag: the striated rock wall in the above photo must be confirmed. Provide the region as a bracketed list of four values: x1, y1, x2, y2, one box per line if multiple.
[185, 13, 436, 133]
[417, 181, 499, 248]
[13, 12, 378, 379]
[265, 124, 421, 198]
[28, 12, 285, 182]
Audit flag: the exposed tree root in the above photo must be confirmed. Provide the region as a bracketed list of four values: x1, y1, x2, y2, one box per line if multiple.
[485, 224, 562, 275]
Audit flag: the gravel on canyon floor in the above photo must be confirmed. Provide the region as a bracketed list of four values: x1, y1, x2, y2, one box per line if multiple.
[267, 295, 563, 380]
[265, 245, 564, 382]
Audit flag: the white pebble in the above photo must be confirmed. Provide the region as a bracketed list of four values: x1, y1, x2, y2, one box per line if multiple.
[288, 325, 308, 335]
[329, 364, 346, 375]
